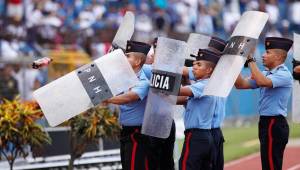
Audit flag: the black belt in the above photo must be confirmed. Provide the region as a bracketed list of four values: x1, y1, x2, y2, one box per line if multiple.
[260, 115, 285, 120]
[121, 126, 142, 134]
[185, 128, 210, 133]
[211, 127, 221, 131]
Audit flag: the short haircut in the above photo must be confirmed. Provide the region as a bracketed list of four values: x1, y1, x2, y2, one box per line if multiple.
[128, 52, 147, 67]
[271, 49, 288, 62]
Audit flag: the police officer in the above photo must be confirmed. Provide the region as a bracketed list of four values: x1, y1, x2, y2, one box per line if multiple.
[142, 37, 176, 170]
[235, 37, 293, 170]
[183, 36, 227, 170]
[104, 40, 151, 170]
[0, 64, 19, 101]
[178, 49, 220, 170]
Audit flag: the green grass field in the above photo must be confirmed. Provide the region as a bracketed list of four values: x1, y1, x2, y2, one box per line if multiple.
[223, 123, 300, 162]
[175, 123, 300, 162]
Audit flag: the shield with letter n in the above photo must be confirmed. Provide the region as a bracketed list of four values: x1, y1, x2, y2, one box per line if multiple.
[142, 37, 188, 138]
[185, 33, 211, 66]
[110, 11, 135, 51]
[293, 33, 300, 123]
[33, 49, 139, 126]
[203, 11, 269, 97]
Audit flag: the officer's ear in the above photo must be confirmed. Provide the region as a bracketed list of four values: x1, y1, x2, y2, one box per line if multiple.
[132, 52, 146, 67]
[272, 49, 287, 62]
[205, 61, 216, 75]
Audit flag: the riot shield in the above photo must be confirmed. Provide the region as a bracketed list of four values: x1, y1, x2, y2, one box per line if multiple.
[187, 33, 211, 55]
[142, 37, 188, 138]
[185, 33, 211, 66]
[294, 33, 300, 61]
[111, 12, 135, 50]
[203, 11, 269, 97]
[33, 49, 138, 126]
[293, 33, 300, 123]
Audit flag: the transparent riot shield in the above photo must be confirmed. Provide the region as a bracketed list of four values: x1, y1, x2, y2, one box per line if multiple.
[33, 49, 138, 126]
[142, 37, 188, 138]
[184, 33, 211, 66]
[203, 11, 269, 97]
[293, 33, 300, 123]
[111, 12, 135, 50]
[187, 33, 211, 55]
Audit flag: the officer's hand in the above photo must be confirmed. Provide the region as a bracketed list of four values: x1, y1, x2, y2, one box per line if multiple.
[294, 65, 300, 74]
[102, 99, 110, 105]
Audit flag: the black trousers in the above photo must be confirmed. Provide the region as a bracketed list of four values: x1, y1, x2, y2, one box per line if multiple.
[120, 126, 149, 170]
[259, 116, 289, 170]
[146, 120, 176, 170]
[211, 128, 225, 170]
[179, 128, 213, 170]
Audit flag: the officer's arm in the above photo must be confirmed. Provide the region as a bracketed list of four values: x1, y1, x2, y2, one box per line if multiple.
[105, 91, 140, 105]
[179, 86, 193, 97]
[177, 96, 188, 105]
[182, 66, 189, 77]
[234, 74, 252, 89]
[294, 65, 300, 74]
[248, 62, 273, 87]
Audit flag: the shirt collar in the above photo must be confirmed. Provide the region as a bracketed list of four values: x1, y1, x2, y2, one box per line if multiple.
[269, 64, 284, 74]
[196, 78, 209, 82]
[136, 69, 144, 79]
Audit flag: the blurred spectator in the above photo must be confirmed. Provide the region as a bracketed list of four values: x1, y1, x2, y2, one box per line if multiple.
[173, 1, 193, 33]
[26, 3, 43, 28]
[134, 2, 153, 42]
[14, 64, 41, 101]
[266, 25, 282, 37]
[79, 5, 95, 29]
[223, 1, 240, 34]
[0, 64, 19, 101]
[196, 4, 214, 35]
[7, 0, 23, 19]
[289, 0, 300, 33]
[265, 0, 279, 25]
[0, 32, 19, 60]
[152, 7, 170, 37]
[92, 0, 106, 20]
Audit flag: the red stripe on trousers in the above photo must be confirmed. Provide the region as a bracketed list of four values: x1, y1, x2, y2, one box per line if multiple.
[130, 130, 138, 170]
[145, 157, 149, 170]
[268, 118, 275, 170]
[182, 132, 192, 170]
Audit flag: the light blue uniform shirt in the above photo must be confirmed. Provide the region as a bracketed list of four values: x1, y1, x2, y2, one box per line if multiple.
[212, 97, 226, 128]
[248, 64, 293, 117]
[188, 67, 195, 80]
[188, 67, 226, 128]
[142, 64, 152, 80]
[183, 79, 218, 129]
[119, 70, 149, 126]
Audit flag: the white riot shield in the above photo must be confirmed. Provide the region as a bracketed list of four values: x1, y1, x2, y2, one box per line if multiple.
[294, 33, 300, 61]
[33, 49, 138, 126]
[203, 11, 269, 97]
[292, 33, 300, 123]
[293, 81, 300, 123]
[111, 12, 135, 50]
[187, 33, 211, 56]
[142, 37, 188, 138]
[185, 33, 211, 66]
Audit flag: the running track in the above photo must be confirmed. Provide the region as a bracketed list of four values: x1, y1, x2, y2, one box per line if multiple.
[225, 147, 300, 170]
